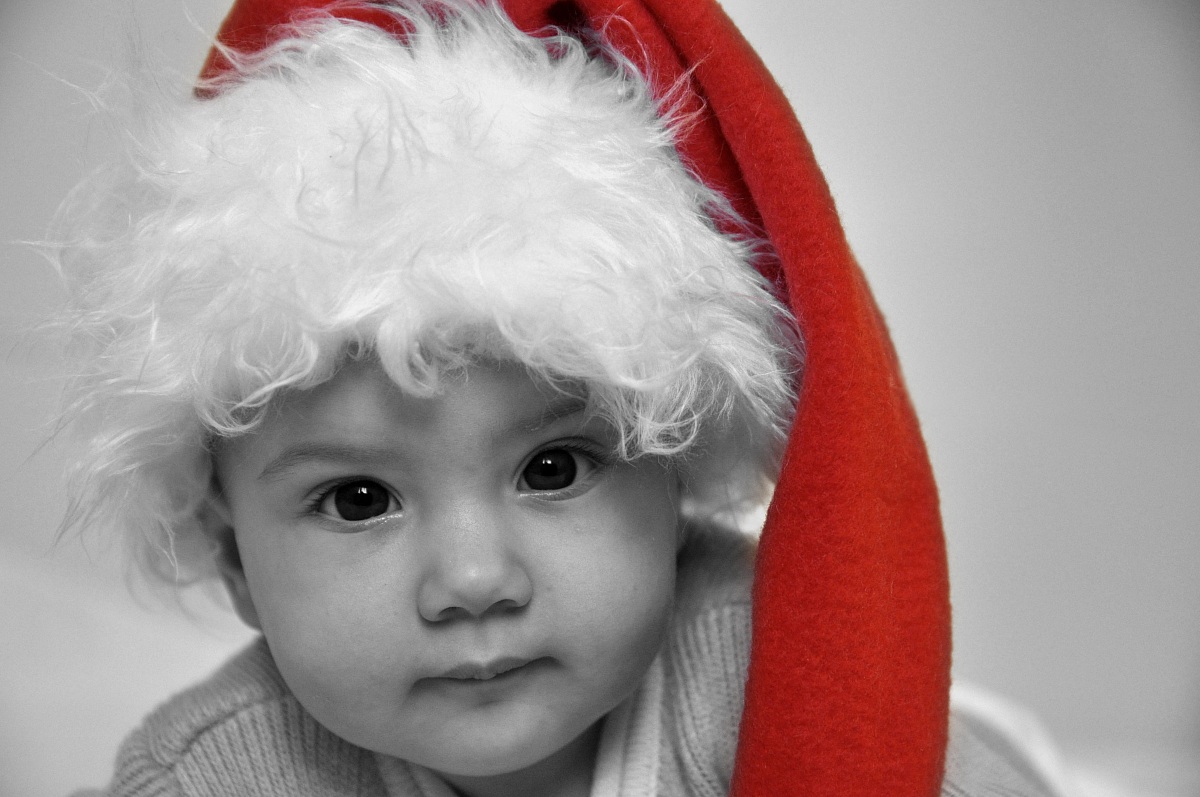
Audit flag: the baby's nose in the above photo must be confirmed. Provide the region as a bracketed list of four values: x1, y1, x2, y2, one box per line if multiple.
[416, 510, 532, 623]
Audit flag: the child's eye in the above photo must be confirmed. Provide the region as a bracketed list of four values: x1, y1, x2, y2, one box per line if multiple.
[520, 446, 596, 492]
[317, 480, 399, 521]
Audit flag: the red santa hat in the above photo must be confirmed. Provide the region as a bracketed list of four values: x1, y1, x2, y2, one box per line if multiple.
[200, 2, 952, 795]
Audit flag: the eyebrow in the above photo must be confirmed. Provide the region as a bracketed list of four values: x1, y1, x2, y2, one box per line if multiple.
[519, 395, 589, 432]
[258, 443, 399, 483]
[257, 396, 590, 483]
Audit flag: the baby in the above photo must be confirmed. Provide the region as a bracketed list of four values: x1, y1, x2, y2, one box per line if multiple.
[54, 2, 793, 795]
[52, 1, 1067, 795]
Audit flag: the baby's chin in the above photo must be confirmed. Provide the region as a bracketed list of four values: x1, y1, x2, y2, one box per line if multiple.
[418, 721, 606, 797]
[313, 684, 602, 780]
[399, 709, 601, 778]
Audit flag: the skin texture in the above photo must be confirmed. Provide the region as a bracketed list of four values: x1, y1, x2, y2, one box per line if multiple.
[208, 358, 681, 797]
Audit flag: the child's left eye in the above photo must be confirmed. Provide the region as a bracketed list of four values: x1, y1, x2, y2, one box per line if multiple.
[520, 447, 596, 492]
[317, 480, 400, 522]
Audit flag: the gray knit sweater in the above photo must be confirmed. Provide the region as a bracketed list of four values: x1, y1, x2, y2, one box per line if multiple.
[90, 527, 1058, 797]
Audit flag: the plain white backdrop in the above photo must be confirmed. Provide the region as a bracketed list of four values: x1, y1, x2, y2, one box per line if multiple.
[1, 2, 1197, 796]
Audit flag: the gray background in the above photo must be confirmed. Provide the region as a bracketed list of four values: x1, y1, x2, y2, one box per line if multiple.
[2, 2, 1197, 795]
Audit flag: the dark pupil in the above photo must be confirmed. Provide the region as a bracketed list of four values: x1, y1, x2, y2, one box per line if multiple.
[334, 481, 390, 521]
[524, 449, 577, 491]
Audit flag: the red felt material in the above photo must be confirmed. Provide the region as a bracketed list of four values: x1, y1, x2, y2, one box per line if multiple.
[200, 2, 952, 795]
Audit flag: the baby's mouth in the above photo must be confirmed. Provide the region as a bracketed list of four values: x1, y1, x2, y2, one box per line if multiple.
[440, 656, 533, 681]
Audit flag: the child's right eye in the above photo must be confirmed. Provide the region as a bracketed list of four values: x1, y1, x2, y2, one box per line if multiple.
[317, 480, 400, 522]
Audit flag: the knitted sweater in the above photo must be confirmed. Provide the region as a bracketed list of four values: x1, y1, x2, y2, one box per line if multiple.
[91, 526, 1057, 797]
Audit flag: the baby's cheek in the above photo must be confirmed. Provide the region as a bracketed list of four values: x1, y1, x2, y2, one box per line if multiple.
[250, 573, 405, 720]
[574, 563, 675, 682]
[269, 627, 407, 746]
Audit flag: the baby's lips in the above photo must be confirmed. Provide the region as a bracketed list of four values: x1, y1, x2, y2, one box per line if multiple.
[440, 656, 532, 681]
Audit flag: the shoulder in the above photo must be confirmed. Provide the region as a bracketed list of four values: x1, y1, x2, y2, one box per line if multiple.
[126, 637, 289, 759]
[103, 638, 287, 795]
[942, 684, 1073, 797]
[673, 520, 756, 619]
[668, 520, 756, 683]
[101, 638, 383, 796]
[666, 522, 755, 711]
[659, 522, 755, 795]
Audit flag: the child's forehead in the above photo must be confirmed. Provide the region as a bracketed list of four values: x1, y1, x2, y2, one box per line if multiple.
[288, 357, 584, 422]
[224, 357, 596, 463]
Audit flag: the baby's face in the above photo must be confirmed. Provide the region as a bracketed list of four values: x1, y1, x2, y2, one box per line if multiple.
[211, 358, 679, 786]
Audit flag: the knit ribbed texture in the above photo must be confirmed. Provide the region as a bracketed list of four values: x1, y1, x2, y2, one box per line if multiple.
[667, 604, 750, 797]
[103, 641, 386, 797]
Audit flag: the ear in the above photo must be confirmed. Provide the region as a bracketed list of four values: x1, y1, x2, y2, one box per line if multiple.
[201, 485, 262, 631]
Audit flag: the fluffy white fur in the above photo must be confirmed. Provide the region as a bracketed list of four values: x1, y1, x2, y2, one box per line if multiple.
[50, 0, 798, 586]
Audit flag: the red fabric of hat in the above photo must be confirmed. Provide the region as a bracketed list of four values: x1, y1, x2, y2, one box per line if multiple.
[201, 2, 952, 796]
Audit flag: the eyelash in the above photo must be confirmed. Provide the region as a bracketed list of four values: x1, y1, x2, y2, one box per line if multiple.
[518, 439, 611, 496]
[301, 438, 614, 524]
[304, 478, 402, 528]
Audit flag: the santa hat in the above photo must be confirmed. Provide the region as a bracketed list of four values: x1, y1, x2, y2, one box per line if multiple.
[200, 2, 952, 796]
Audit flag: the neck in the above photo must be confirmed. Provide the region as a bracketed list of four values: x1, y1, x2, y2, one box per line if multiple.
[440, 721, 602, 797]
